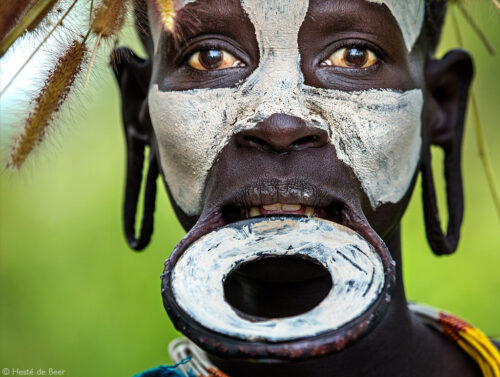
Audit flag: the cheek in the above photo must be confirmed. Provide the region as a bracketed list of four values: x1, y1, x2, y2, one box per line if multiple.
[304, 87, 423, 208]
[148, 85, 238, 216]
[149, 84, 423, 216]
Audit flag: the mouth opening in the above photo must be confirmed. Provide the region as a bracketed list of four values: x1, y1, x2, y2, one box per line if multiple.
[221, 202, 344, 225]
[224, 255, 333, 320]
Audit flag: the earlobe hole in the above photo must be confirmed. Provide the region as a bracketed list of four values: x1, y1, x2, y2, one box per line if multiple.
[430, 146, 449, 232]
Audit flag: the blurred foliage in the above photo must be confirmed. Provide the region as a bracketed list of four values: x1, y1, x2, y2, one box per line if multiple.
[0, 2, 499, 376]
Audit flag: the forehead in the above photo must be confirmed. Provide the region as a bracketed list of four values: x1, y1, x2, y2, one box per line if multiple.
[149, 0, 423, 52]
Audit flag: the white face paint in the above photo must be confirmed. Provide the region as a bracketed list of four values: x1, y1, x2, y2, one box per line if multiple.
[148, 0, 424, 215]
[174, 0, 424, 51]
[171, 217, 385, 341]
[367, 0, 425, 52]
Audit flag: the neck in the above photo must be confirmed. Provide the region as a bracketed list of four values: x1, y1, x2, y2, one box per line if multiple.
[206, 226, 452, 377]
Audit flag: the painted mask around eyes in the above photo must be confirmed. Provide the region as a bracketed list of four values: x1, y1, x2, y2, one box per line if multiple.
[149, 0, 424, 217]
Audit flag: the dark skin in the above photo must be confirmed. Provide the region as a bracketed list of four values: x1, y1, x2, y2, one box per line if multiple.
[115, 0, 479, 375]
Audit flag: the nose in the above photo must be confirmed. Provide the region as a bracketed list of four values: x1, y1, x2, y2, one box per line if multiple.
[236, 114, 328, 153]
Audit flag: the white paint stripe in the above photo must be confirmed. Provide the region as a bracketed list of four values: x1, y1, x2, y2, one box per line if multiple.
[166, 0, 424, 52]
[149, 85, 422, 214]
[367, 0, 425, 52]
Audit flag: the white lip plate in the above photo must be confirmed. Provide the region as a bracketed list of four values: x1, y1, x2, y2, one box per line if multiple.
[171, 217, 385, 342]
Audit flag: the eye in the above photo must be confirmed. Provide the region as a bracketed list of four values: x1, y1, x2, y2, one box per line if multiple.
[321, 47, 378, 69]
[187, 48, 245, 71]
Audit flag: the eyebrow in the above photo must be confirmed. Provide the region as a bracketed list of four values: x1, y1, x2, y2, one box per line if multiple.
[307, 1, 400, 34]
[165, 0, 249, 47]
[303, 0, 406, 56]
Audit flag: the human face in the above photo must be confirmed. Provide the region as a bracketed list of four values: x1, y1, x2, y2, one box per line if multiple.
[148, 0, 426, 359]
[147, 0, 425, 239]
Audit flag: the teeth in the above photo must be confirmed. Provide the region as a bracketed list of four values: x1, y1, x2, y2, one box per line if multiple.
[262, 203, 302, 211]
[249, 207, 261, 217]
[263, 203, 282, 211]
[245, 204, 314, 218]
[305, 206, 314, 216]
[281, 204, 301, 211]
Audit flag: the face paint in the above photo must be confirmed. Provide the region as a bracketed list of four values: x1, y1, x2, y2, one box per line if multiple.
[154, 0, 424, 52]
[170, 217, 385, 341]
[367, 0, 424, 52]
[148, 0, 424, 215]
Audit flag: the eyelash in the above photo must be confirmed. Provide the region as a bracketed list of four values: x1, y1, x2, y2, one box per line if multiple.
[319, 40, 385, 70]
[181, 38, 248, 71]
[179, 38, 385, 73]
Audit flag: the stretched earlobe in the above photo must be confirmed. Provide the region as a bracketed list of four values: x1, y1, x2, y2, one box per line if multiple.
[113, 47, 158, 251]
[123, 135, 159, 251]
[422, 49, 474, 255]
[421, 146, 463, 255]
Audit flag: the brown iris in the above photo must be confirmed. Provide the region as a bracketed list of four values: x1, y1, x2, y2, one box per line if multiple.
[188, 48, 244, 71]
[322, 47, 378, 69]
[344, 47, 368, 67]
[199, 49, 223, 69]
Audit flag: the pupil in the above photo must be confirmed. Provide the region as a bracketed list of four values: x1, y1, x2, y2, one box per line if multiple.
[200, 49, 223, 69]
[344, 48, 367, 67]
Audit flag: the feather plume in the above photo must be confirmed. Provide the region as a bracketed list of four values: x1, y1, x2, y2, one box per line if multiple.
[27, 0, 58, 32]
[8, 40, 87, 169]
[84, 0, 129, 86]
[0, 0, 60, 57]
[0, 0, 33, 44]
[154, 0, 176, 31]
[92, 0, 128, 37]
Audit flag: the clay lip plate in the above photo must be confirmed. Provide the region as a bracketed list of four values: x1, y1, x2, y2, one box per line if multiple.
[162, 216, 396, 360]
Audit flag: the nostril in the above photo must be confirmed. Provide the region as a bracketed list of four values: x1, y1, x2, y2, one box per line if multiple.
[236, 114, 329, 153]
[292, 135, 318, 149]
[242, 135, 272, 150]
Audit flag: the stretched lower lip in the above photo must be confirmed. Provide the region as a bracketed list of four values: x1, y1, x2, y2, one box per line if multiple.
[161, 215, 396, 360]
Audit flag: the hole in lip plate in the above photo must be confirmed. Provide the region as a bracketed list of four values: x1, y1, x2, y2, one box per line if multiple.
[224, 254, 333, 320]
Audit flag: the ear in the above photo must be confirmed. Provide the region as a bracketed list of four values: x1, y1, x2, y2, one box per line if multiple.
[112, 47, 153, 141]
[422, 49, 474, 255]
[112, 47, 158, 251]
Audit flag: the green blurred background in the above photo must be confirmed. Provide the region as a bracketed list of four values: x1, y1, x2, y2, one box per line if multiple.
[1, 2, 499, 376]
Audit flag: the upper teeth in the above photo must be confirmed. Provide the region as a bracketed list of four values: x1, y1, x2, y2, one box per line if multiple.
[249, 207, 260, 217]
[245, 203, 315, 218]
[304, 206, 314, 216]
[262, 203, 301, 211]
